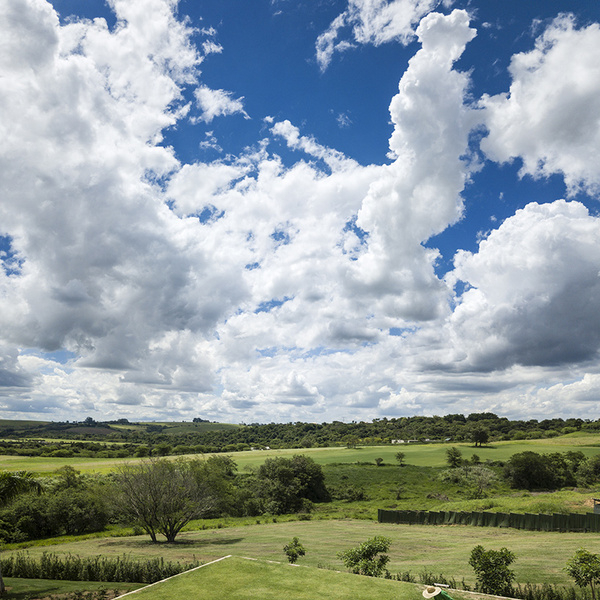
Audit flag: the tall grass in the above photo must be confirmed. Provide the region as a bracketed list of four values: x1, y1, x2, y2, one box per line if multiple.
[0, 551, 201, 583]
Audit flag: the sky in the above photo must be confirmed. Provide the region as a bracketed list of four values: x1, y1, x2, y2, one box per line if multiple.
[1, 0, 600, 424]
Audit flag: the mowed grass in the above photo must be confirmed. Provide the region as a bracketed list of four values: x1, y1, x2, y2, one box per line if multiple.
[9, 519, 600, 587]
[117, 555, 435, 600]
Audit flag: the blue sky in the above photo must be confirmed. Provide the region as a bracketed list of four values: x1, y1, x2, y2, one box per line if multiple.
[1, 0, 600, 423]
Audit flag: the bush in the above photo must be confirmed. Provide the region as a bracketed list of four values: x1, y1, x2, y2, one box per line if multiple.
[338, 536, 391, 577]
[469, 545, 516, 596]
[283, 537, 306, 563]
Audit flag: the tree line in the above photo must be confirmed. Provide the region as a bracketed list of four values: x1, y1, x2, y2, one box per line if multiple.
[0, 413, 594, 458]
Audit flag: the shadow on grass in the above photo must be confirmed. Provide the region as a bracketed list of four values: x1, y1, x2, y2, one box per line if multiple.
[98, 536, 245, 548]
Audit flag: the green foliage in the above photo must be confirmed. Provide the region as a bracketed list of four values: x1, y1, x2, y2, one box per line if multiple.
[504, 451, 577, 490]
[0, 551, 200, 583]
[337, 536, 391, 577]
[446, 447, 462, 468]
[566, 549, 600, 600]
[283, 537, 306, 563]
[469, 545, 516, 596]
[254, 455, 330, 515]
[375, 458, 384, 467]
[113, 457, 232, 542]
[395, 452, 406, 466]
[0, 486, 110, 542]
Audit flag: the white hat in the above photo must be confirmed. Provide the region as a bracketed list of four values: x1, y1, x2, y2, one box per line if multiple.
[423, 587, 441, 598]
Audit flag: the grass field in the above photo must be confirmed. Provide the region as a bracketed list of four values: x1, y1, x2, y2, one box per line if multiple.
[8, 519, 600, 587]
[3, 432, 600, 475]
[118, 555, 434, 600]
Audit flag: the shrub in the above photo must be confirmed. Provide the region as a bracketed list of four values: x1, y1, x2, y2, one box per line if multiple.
[337, 536, 391, 577]
[283, 537, 306, 563]
[469, 545, 516, 596]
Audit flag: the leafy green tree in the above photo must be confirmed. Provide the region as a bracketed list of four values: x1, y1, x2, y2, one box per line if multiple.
[470, 425, 490, 447]
[395, 451, 406, 466]
[338, 536, 391, 577]
[0, 471, 42, 595]
[504, 451, 575, 490]
[374, 457, 384, 467]
[255, 455, 330, 515]
[566, 549, 600, 600]
[283, 537, 306, 563]
[446, 446, 462, 468]
[469, 545, 516, 596]
[113, 457, 230, 542]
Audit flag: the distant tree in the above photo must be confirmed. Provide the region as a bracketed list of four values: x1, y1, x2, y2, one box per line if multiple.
[504, 451, 575, 490]
[375, 457, 384, 467]
[576, 454, 600, 486]
[338, 536, 391, 577]
[470, 425, 490, 447]
[446, 446, 462, 468]
[469, 545, 516, 596]
[395, 451, 406, 467]
[283, 537, 306, 563]
[566, 549, 600, 600]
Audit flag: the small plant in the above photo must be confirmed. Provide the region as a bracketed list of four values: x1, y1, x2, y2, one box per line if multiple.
[337, 535, 391, 577]
[566, 548, 600, 600]
[375, 458, 384, 467]
[469, 545, 516, 596]
[283, 537, 306, 563]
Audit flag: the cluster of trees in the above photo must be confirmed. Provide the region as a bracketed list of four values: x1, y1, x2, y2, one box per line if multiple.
[0, 414, 596, 458]
[504, 451, 600, 490]
[0, 455, 331, 544]
[443, 447, 600, 492]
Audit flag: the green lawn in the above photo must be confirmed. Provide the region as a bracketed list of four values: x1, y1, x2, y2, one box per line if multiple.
[118, 555, 435, 600]
[8, 519, 600, 587]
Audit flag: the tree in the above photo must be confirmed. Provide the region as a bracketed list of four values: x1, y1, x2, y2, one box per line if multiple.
[446, 446, 462, 468]
[470, 425, 490, 447]
[566, 549, 600, 600]
[113, 457, 229, 542]
[375, 457, 384, 467]
[255, 455, 330, 515]
[283, 537, 306, 563]
[469, 545, 516, 596]
[395, 451, 406, 466]
[504, 451, 573, 490]
[0, 471, 42, 595]
[337, 536, 391, 577]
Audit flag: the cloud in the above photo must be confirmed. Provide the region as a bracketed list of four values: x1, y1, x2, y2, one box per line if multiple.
[194, 85, 250, 123]
[316, 0, 441, 71]
[480, 14, 600, 195]
[447, 200, 600, 371]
